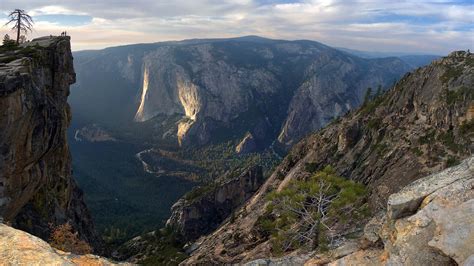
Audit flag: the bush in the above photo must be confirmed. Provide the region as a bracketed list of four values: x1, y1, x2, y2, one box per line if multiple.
[264, 166, 367, 254]
[446, 156, 460, 167]
[49, 223, 93, 255]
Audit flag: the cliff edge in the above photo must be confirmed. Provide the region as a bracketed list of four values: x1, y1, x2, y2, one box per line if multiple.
[0, 36, 100, 249]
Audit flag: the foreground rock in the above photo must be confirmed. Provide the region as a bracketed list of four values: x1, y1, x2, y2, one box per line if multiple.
[0, 36, 100, 248]
[241, 156, 473, 266]
[324, 155, 474, 266]
[0, 223, 128, 265]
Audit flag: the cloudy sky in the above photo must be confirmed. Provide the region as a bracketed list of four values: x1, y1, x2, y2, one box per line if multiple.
[1, 0, 473, 54]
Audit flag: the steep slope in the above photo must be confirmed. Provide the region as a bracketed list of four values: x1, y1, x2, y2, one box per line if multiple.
[0, 37, 100, 248]
[70, 36, 412, 148]
[249, 156, 474, 265]
[183, 51, 473, 264]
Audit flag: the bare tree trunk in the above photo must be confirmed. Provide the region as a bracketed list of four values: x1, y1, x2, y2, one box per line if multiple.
[16, 12, 21, 44]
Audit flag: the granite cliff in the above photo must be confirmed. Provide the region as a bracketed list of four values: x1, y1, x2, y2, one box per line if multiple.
[183, 51, 473, 264]
[0, 37, 100, 249]
[71, 36, 417, 149]
[166, 165, 264, 242]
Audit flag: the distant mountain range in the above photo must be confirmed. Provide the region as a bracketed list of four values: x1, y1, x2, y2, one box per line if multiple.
[70, 36, 437, 149]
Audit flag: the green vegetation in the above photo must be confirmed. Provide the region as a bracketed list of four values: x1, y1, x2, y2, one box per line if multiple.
[260, 166, 368, 254]
[446, 156, 461, 168]
[177, 140, 280, 183]
[183, 182, 218, 202]
[367, 118, 382, 130]
[440, 66, 464, 84]
[0, 40, 43, 64]
[360, 86, 386, 115]
[374, 142, 389, 156]
[438, 130, 463, 153]
[118, 226, 188, 266]
[304, 162, 319, 173]
[418, 129, 436, 145]
[444, 86, 473, 106]
[411, 147, 423, 156]
[460, 120, 474, 136]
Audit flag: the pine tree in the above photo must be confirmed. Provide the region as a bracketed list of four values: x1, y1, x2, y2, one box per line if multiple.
[362, 87, 373, 106]
[5, 9, 34, 44]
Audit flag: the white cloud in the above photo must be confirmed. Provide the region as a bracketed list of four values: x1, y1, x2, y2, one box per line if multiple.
[0, 0, 472, 53]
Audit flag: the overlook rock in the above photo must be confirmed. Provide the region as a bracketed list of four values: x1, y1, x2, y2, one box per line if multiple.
[0, 37, 100, 248]
[0, 223, 127, 265]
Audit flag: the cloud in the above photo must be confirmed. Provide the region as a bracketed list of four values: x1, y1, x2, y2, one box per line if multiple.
[0, 0, 472, 53]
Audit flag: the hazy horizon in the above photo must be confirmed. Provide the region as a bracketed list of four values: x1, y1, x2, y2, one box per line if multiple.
[1, 0, 473, 53]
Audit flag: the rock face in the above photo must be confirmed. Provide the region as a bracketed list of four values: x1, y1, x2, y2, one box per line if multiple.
[183, 51, 473, 264]
[0, 37, 100, 248]
[0, 223, 127, 265]
[236, 133, 257, 154]
[71, 36, 414, 148]
[166, 166, 264, 242]
[74, 124, 116, 142]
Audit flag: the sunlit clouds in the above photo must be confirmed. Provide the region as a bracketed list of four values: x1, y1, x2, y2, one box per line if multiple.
[0, 0, 472, 53]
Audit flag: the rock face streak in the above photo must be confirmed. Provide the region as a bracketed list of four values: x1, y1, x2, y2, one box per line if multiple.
[0, 37, 100, 248]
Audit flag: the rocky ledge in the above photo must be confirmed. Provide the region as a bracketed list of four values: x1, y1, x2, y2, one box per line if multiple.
[0, 36, 100, 248]
[0, 223, 129, 265]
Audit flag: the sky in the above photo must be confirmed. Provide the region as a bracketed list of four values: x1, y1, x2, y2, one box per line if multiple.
[0, 0, 473, 54]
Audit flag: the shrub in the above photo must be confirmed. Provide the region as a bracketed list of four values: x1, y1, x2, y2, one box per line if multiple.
[460, 120, 474, 136]
[49, 223, 93, 255]
[264, 166, 367, 254]
[304, 162, 319, 173]
[446, 156, 461, 167]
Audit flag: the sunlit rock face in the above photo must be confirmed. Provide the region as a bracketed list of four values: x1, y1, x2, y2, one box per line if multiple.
[73, 37, 417, 148]
[0, 223, 127, 265]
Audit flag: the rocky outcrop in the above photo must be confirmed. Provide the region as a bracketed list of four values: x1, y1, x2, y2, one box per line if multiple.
[0, 223, 127, 265]
[323, 156, 474, 266]
[242, 156, 473, 266]
[166, 166, 264, 242]
[72, 36, 413, 148]
[236, 133, 257, 154]
[0, 37, 100, 249]
[183, 51, 473, 264]
[74, 124, 116, 142]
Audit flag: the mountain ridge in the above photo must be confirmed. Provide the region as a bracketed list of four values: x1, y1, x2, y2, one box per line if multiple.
[183, 50, 473, 264]
[70, 36, 419, 149]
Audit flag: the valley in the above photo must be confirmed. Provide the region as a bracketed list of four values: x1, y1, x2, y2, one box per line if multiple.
[0, 1, 472, 265]
[66, 36, 442, 251]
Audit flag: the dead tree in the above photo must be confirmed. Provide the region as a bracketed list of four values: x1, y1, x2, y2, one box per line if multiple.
[5, 9, 34, 44]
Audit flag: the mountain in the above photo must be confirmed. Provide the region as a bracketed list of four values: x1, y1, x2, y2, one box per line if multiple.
[0, 37, 101, 249]
[70, 36, 413, 148]
[183, 51, 474, 264]
[336, 47, 440, 68]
